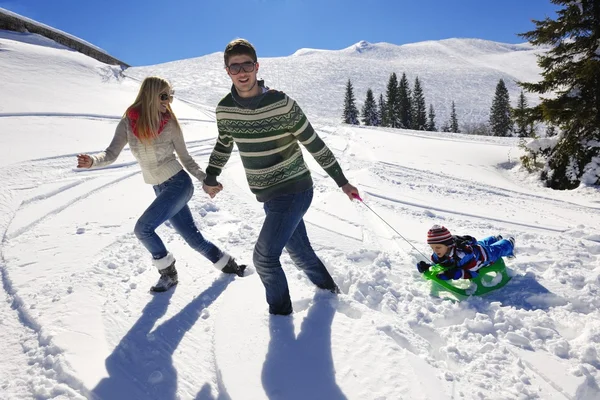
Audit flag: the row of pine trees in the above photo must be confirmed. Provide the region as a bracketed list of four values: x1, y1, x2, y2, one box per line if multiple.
[341, 0, 599, 190]
[342, 75, 536, 138]
[342, 73, 459, 133]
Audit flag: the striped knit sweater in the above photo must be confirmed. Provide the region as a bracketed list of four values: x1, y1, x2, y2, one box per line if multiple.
[205, 89, 348, 202]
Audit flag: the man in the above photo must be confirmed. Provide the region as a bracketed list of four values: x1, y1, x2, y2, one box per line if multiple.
[203, 38, 360, 315]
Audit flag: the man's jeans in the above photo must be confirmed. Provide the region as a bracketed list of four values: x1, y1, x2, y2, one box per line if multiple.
[253, 188, 336, 315]
[134, 170, 222, 263]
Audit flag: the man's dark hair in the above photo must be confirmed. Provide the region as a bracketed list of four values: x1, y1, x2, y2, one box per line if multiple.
[224, 38, 257, 67]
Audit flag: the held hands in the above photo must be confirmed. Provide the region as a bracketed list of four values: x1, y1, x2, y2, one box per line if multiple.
[203, 182, 223, 199]
[77, 154, 93, 168]
[341, 183, 360, 201]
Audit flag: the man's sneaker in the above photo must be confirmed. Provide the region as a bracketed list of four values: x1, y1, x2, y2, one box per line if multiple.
[495, 235, 503, 241]
[317, 282, 340, 295]
[221, 257, 246, 277]
[507, 237, 516, 259]
[151, 263, 178, 292]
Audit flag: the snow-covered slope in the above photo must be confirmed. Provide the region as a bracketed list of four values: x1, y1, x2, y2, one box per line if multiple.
[126, 38, 545, 127]
[1, 31, 600, 400]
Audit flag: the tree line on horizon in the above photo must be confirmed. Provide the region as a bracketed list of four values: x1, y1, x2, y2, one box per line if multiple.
[342, 75, 536, 138]
[342, 0, 600, 191]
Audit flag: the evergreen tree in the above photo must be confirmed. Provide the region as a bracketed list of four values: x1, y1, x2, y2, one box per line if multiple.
[385, 73, 401, 128]
[426, 104, 437, 131]
[361, 88, 379, 126]
[489, 79, 512, 136]
[398, 73, 413, 129]
[449, 101, 460, 133]
[378, 94, 388, 127]
[342, 79, 359, 125]
[412, 77, 427, 130]
[513, 90, 534, 137]
[519, 0, 600, 189]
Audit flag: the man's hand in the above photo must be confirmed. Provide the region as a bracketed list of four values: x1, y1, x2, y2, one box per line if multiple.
[77, 154, 93, 168]
[341, 183, 360, 201]
[203, 182, 223, 199]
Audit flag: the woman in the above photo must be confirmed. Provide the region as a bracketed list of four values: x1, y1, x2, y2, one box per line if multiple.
[77, 76, 245, 292]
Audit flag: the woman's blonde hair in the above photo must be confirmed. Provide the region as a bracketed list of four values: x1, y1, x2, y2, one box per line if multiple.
[125, 76, 180, 142]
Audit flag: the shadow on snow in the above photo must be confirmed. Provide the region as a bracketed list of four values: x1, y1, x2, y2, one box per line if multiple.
[261, 294, 347, 400]
[91, 275, 234, 400]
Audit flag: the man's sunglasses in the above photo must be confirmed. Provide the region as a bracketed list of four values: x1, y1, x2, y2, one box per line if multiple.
[227, 61, 256, 75]
[159, 92, 174, 102]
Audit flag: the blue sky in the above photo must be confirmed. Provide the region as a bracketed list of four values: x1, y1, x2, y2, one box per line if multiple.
[1, 0, 558, 66]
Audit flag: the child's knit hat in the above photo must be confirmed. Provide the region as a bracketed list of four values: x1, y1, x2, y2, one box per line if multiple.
[427, 225, 454, 246]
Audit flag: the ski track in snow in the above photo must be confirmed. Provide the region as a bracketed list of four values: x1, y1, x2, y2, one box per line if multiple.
[2, 125, 600, 399]
[1, 57, 600, 399]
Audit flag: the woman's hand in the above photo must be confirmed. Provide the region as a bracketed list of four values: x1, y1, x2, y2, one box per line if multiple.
[77, 154, 93, 168]
[203, 182, 223, 198]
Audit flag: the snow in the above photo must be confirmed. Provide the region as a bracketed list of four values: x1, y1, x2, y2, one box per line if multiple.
[125, 38, 548, 129]
[525, 136, 559, 153]
[1, 30, 600, 400]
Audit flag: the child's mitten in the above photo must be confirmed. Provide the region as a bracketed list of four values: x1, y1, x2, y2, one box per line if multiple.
[437, 268, 462, 280]
[416, 261, 431, 273]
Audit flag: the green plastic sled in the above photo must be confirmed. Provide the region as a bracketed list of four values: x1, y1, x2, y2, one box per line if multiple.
[422, 259, 511, 301]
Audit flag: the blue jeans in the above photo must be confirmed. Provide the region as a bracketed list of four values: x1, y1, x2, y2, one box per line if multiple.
[253, 188, 336, 315]
[134, 170, 222, 263]
[478, 236, 514, 264]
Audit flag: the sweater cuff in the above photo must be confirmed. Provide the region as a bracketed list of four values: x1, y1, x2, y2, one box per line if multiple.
[333, 172, 349, 188]
[204, 174, 219, 186]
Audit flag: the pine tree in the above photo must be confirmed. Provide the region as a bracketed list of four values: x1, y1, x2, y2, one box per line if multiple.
[378, 94, 387, 127]
[426, 104, 437, 131]
[398, 73, 413, 129]
[489, 79, 512, 136]
[412, 77, 427, 130]
[361, 88, 379, 126]
[342, 79, 359, 125]
[449, 101, 460, 133]
[519, 0, 600, 189]
[513, 90, 534, 137]
[385, 73, 401, 128]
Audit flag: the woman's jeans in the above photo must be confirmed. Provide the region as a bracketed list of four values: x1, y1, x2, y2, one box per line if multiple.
[134, 170, 222, 263]
[253, 188, 336, 315]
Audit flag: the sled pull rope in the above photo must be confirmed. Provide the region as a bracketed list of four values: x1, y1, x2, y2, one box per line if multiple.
[352, 193, 430, 261]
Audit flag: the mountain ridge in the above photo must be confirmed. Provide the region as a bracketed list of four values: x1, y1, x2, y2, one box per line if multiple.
[127, 37, 545, 127]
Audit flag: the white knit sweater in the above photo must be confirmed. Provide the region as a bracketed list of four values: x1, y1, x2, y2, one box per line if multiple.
[91, 117, 206, 185]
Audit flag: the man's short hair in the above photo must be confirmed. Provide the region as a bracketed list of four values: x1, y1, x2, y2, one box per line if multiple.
[224, 38, 257, 67]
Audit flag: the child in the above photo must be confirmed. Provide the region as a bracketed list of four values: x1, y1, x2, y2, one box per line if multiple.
[416, 225, 515, 280]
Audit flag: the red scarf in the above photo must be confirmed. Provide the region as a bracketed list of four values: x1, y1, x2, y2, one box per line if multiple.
[127, 107, 171, 138]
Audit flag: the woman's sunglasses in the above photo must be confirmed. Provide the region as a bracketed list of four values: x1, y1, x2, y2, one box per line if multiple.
[227, 61, 256, 75]
[159, 92, 174, 102]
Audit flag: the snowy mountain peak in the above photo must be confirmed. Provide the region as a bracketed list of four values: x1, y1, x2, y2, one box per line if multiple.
[351, 40, 373, 52]
[129, 37, 546, 127]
